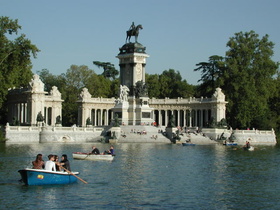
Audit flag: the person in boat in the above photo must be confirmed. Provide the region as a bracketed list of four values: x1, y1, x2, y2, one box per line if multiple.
[103, 145, 114, 155]
[243, 141, 251, 149]
[45, 154, 56, 171]
[32, 154, 45, 169]
[90, 146, 100, 155]
[60, 154, 71, 171]
[54, 155, 60, 171]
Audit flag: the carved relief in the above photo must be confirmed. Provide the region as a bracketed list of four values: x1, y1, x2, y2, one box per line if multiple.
[136, 63, 142, 81]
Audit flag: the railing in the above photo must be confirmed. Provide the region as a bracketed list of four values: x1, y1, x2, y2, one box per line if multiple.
[6, 125, 104, 133]
[85, 97, 116, 103]
[6, 126, 41, 131]
[149, 97, 215, 104]
[233, 129, 275, 135]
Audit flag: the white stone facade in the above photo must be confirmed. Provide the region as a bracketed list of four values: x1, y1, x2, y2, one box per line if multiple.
[149, 88, 227, 128]
[77, 88, 115, 127]
[6, 74, 63, 126]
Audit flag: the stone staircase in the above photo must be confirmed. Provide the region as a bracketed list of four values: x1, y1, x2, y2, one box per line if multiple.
[178, 132, 217, 145]
[117, 125, 170, 143]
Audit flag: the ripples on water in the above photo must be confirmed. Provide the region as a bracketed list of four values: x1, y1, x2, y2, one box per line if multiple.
[0, 143, 280, 209]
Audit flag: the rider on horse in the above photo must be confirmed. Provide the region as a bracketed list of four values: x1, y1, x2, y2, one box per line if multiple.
[129, 22, 135, 32]
[126, 22, 143, 43]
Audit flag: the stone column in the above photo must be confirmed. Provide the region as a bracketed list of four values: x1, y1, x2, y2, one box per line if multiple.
[165, 110, 168, 126]
[182, 110, 185, 127]
[94, 109, 97, 126]
[189, 109, 192, 127]
[159, 110, 162, 126]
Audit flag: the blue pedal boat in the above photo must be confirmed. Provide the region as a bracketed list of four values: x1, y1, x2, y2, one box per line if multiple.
[182, 142, 196, 146]
[18, 168, 79, 185]
[223, 142, 238, 146]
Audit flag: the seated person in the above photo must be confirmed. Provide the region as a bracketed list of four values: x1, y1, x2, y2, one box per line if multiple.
[54, 155, 60, 171]
[45, 154, 56, 171]
[32, 154, 45, 169]
[60, 154, 71, 171]
[103, 145, 114, 155]
[91, 146, 100, 155]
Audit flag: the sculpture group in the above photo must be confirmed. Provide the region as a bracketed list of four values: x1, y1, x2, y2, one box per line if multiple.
[119, 85, 129, 102]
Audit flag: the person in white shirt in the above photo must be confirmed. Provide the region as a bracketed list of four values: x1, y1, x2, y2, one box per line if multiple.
[44, 154, 56, 171]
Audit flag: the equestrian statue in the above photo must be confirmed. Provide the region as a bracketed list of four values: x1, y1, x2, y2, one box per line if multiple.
[126, 22, 143, 43]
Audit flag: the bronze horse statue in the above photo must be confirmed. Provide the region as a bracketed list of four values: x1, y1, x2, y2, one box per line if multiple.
[126, 24, 143, 43]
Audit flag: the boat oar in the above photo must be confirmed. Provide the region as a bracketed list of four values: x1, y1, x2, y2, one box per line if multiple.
[59, 165, 88, 184]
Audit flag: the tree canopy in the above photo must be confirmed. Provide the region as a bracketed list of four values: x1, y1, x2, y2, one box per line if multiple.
[194, 55, 225, 97]
[146, 69, 194, 99]
[0, 16, 39, 123]
[195, 31, 279, 130]
[93, 61, 119, 80]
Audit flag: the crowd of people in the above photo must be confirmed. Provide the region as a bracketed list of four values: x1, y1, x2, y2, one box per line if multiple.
[32, 153, 71, 172]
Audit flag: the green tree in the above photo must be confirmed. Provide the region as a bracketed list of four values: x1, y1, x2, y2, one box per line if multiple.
[86, 74, 113, 98]
[158, 69, 194, 98]
[194, 55, 225, 97]
[223, 31, 278, 129]
[146, 73, 160, 98]
[109, 78, 120, 98]
[268, 72, 280, 135]
[0, 16, 39, 123]
[93, 61, 119, 80]
[62, 65, 96, 126]
[37, 69, 66, 92]
[194, 31, 278, 130]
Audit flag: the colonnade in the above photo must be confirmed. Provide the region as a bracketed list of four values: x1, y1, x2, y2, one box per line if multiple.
[89, 109, 113, 126]
[80, 107, 212, 128]
[153, 109, 212, 128]
[7, 103, 30, 125]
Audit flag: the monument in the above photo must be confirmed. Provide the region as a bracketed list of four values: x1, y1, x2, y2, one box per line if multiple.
[113, 22, 154, 125]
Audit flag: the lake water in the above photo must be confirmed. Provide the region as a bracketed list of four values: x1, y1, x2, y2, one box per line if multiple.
[0, 142, 280, 209]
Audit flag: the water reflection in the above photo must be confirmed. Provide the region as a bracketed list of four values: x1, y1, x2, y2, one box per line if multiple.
[1, 143, 280, 209]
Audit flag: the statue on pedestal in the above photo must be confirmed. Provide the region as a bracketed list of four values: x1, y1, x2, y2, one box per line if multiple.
[113, 114, 120, 127]
[86, 117, 92, 126]
[56, 115, 62, 125]
[126, 22, 143, 43]
[167, 114, 175, 128]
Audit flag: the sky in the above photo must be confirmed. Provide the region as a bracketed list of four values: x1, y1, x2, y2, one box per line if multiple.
[1, 0, 280, 85]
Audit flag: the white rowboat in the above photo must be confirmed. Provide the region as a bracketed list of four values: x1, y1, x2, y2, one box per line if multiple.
[72, 152, 115, 161]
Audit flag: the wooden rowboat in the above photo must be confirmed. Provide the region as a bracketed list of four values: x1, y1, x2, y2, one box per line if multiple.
[72, 152, 115, 161]
[18, 168, 79, 185]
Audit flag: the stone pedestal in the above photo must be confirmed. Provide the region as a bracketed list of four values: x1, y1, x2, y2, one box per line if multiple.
[112, 101, 129, 125]
[110, 127, 121, 139]
[166, 127, 178, 140]
[134, 97, 154, 125]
